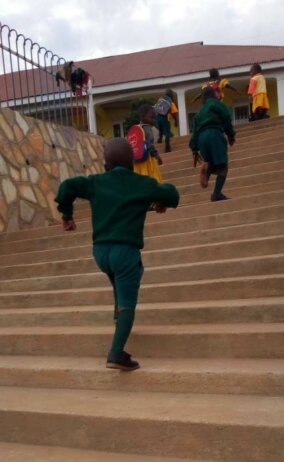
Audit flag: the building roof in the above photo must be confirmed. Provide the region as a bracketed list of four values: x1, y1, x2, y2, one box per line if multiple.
[1, 41, 284, 101]
[78, 42, 284, 88]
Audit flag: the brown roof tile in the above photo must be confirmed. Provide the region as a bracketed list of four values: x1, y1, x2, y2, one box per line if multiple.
[78, 42, 284, 87]
[1, 42, 284, 100]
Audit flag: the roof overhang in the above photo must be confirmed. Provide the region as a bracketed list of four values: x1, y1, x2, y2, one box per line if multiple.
[91, 59, 284, 100]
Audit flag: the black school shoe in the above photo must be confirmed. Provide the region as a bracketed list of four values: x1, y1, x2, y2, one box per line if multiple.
[106, 351, 140, 371]
[211, 193, 230, 202]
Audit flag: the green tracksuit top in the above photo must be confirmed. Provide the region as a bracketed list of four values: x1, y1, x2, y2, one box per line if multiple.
[55, 167, 180, 249]
[189, 98, 236, 152]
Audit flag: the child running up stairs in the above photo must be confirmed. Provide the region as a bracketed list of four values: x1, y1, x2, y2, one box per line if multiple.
[0, 117, 283, 461]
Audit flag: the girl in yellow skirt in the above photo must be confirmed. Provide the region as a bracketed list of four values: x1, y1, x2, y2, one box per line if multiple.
[133, 104, 163, 183]
[248, 63, 270, 120]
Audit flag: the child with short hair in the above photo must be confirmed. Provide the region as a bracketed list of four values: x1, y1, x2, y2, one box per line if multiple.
[55, 138, 179, 371]
[248, 63, 270, 120]
[189, 86, 236, 202]
[132, 104, 163, 183]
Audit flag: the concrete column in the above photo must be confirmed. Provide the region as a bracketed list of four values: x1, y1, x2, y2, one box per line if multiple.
[176, 88, 188, 136]
[276, 74, 284, 116]
[87, 78, 97, 135]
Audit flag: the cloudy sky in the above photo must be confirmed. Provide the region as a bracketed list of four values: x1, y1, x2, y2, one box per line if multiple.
[0, 0, 283, 62]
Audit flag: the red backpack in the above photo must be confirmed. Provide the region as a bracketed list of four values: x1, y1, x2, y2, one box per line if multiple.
[127, 125, 149, 163]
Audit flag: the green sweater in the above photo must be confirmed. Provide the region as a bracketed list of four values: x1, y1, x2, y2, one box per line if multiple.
[189, 98, 236, 152]
[55, 167, 179, 249]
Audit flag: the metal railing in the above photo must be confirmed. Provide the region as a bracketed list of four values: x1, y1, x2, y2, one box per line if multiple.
[0, 23, 91, 131]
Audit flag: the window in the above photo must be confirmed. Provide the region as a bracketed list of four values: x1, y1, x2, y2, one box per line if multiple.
[234, 105, 249, 125]
[113, 121, 127, 138]
[113, 123, 122, 138]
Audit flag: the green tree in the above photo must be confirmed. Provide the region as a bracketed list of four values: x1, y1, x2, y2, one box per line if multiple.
[124, 97, 155, 133]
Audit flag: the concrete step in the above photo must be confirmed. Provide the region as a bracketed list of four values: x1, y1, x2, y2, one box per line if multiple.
[75, 186, 284, 222]
[161, 137, 284, 163]
[176, 118, 284, 139]
[77, 181, 284, 212]
[0, 387, 283, 460]
[179, 128, 284, 148]
[171, 160, 284, 187]
[235, 116, 284, 131]
[72, 189, 284, 227]
[1, 298, 283, 327]
[0, 271, 283, 309]
[1, 251, 283, 293]
[163, 145, 284, 168]
[1, 202, 283, 257]
[1, 191, 283, 253]
[0, 121, 284, 462]
[172, 125, 281, 148]
[180, 169, 284, 195]
[0, 356, 283, 396]
[0, 442, 196, 462]
[1, 217, 284, 267]
[0, 234, 282, 280]
[180, 181, 284, 205]
[161, 150, 284, 181]
[161, 144, 282, 165]
[168, 127, 284, 152]
[161, 146, 284, 173]
[147, 190, 284, 223]
[0, 321, 283, 358]
[233, 130, 284, 147]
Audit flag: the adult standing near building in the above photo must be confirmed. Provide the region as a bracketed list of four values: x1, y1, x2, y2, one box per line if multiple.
[248, 63, 270, 120]
[155, 89, 179, 152]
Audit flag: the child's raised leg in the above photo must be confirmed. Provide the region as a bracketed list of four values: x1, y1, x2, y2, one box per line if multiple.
[211, 164, 229, 201]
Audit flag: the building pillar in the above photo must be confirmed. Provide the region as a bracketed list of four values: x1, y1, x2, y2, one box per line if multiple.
[175, 88, 188, 136]
[276, 74, 284, 116]
[87, 78, 97, 135]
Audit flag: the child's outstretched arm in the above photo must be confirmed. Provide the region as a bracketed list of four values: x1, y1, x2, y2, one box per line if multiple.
[191, 93, 202, 104]
[151, 182, 180, 211]
[55, 176, 92, 230]
[225, 83, 241, 96]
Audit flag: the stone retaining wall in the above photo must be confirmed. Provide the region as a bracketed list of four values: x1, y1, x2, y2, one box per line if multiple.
[0, 108, 104, 233]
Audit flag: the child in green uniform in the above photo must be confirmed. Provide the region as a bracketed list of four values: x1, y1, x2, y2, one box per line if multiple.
[55, 138, 179, 371]
[189, 86, 236, 201]
[156, 89, 178, 153]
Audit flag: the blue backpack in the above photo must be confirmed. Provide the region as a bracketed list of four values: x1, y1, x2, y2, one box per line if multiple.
[155, 96, 171, 116]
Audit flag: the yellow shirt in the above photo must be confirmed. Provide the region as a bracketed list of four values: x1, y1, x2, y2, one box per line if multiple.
[201, 78, 229, 99]
[248, 74, 267, 96]
[169, 101, 178, 114]
[168, 101, 178, 121]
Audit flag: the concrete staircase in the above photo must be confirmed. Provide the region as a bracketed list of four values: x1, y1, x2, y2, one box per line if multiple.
[0, 118, 284, 461]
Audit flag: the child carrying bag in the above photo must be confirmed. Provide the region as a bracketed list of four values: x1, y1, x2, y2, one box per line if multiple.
[127, 125, 149, 163]
[154, 96, 171, 116]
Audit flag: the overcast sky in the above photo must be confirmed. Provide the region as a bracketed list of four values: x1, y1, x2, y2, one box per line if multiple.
[0, 0, 283, 62]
